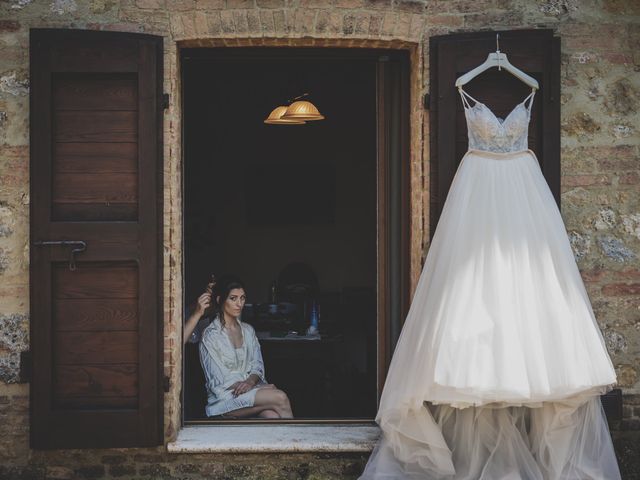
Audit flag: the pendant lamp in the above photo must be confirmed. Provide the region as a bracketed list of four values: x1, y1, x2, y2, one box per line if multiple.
[264, 106, 306, 125]
[263, 93, 325, 125]
[281, 100, 325, 121]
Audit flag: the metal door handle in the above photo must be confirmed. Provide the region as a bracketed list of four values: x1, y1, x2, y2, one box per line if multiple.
[32, 240, 87, 271]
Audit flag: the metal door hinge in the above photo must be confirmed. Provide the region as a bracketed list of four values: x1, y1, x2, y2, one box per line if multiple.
[162, 93, 170, 110]
[423, 93, 431, 110]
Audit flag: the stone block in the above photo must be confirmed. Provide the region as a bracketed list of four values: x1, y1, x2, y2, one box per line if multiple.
[206, 11, 223, 34]
[194, 11, 210, 35]
[273, 9, 285, 33]
[220, 10, 236, 33]
[259, 10, 275, 34]
[108, 465, 136, 477]
[227, 0, 253, 7]
[232, 9, 249, 33]
[256, 0, 284, 7]
[100, 455, 127, 465]
[247, 9, 261, 34]
[45, 466, 74, 480]
[394, 12, 411, 38]
[195, 0, 225, 8]
[294, 8, 315, 34]
[138, 464, 171, 477]
[171, 0, 197, 10]
[380, 12, 397, 36]
[74, 466, 105, 479]
[136, 0, 165, 8]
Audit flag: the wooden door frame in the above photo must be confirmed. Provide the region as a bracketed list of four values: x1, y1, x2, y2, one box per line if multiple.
[179, 47, 411, 423]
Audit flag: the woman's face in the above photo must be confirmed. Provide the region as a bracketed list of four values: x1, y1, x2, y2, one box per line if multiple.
[221, 288, 246, 319]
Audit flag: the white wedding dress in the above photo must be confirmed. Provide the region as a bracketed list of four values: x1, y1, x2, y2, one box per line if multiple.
[360, 87, 621, 479]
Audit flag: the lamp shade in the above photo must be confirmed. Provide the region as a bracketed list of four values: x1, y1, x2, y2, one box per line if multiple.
[264, 106, 306, 124]
[281, 100, 325, 121]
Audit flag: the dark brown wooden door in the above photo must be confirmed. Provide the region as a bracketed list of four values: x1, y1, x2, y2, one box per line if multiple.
[429, 29, 560, 235]
[29, 29, 163, 449]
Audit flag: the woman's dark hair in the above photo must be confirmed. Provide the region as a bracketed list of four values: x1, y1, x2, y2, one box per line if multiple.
[212, 274, 246, 327]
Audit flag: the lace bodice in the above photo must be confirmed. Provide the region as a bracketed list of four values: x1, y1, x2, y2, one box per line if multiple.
[459, 87, 536, 154]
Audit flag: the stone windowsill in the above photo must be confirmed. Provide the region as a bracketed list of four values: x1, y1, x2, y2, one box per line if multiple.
[167, 424, 380, 453]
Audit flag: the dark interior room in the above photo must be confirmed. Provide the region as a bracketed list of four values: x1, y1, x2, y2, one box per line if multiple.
[182, 49, 378, 420]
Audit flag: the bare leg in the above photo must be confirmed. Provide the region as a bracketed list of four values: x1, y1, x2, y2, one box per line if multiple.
[258, 409, 280, 418]
[221, 388, 293, 419]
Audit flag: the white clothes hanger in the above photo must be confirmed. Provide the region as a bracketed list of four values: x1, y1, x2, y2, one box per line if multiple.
[455, 33, 540, 90]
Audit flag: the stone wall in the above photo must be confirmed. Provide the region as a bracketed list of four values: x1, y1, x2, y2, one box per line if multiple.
[0, 0, 638, 478]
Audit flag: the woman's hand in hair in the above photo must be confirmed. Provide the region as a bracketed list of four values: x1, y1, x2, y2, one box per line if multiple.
[194, 291, 212, 317]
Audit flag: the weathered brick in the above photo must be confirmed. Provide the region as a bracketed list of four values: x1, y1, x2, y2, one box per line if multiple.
[426, 14, 464, 27]
[619, 172, 640, 185]
[0, 20, 20, 32]
[334, 0, 365, 8]
[365, 0, 391, 9]
[614, 269, 640, 280]
[602, 283, 640, 296]
[561, 174, 611, 187]
[393, 0, 425, 13]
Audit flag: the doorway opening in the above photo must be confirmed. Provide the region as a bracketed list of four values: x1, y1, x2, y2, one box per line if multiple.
[181, 47, 410, 422]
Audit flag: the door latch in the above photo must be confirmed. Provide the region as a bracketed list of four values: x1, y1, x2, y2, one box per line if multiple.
[32, 240, 87, 271]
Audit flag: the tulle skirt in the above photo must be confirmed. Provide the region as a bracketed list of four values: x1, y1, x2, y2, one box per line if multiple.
[361, 149, 620, 479]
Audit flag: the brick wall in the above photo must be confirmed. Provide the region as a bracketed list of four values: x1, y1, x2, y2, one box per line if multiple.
[0, 0, 639, 478]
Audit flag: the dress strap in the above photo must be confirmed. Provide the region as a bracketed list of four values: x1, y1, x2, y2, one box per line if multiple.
[458, 87, 480, 110]
[523, 88, 536, 111]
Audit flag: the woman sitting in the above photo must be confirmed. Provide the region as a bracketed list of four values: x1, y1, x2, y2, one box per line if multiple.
[198, 275, 293, 419]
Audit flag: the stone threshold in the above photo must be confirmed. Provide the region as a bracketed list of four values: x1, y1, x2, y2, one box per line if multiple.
[167, 424, 380, 453]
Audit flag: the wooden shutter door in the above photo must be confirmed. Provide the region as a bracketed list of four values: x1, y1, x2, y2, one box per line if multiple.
[429, 29, 560, 235]
[29, 29, 163, 449]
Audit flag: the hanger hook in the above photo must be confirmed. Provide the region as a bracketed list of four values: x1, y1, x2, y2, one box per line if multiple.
[496, 33, 500, 53]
